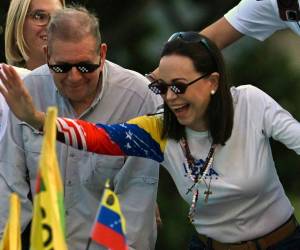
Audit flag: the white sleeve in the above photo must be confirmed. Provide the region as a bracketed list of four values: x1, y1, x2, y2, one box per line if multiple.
[0, 68, 30, 142]
[245, 85, 300, 154]
[12, 67, 31, 77]
[0, 112, 33, 237]
[224, 0, 288, 41]
[0, 94, 8, 142]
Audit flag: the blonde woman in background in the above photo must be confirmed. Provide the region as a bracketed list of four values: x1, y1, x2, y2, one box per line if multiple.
[0, 0, 64, 142]
[5, 0, 65, 69]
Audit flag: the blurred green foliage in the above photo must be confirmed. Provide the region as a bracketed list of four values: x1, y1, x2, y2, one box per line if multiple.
[290, 194, 300, 221]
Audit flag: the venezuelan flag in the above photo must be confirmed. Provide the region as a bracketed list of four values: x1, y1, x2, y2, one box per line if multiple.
[91, 181, 128, 250]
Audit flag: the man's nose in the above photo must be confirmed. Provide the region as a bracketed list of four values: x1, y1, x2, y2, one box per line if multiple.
[67, 67, 83, 81]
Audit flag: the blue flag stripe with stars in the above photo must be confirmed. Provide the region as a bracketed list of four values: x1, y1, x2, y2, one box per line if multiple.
[96, 123, 164, 162]
[98, 206, 123, 235]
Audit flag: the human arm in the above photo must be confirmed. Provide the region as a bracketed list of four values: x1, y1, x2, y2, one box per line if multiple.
[146, 17, 242, 80]
[147, 18, 242, 79]
[201, 0, 292, 47]
[223, 0, 289, 41]
[147, 0, 291, 81]
[263, 97, 300, 153]
[242, 85, 300, 153]
[200, 17, 244, 49]
[148, 14, 243, 79]
[56, 116, 165, 163]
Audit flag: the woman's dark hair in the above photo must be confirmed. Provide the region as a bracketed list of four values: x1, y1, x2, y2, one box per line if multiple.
[161, 32, 234, 145]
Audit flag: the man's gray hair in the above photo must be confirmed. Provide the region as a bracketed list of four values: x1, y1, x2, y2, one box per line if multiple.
[47, 5, 101, 53]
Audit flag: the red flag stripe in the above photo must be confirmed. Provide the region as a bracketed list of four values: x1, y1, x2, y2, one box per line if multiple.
[92, 223, 127, 250]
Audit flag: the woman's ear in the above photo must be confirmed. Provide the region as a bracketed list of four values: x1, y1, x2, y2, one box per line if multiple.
[208, 72, 219, 94]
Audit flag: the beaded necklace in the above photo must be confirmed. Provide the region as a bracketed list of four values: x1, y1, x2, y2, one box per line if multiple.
[180, 136, 216, 222]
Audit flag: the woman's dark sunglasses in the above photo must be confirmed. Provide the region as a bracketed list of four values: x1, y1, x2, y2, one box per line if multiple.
[48, 62, 101, 74]
[148, 73, 209, 95]
[168, 31, 217, 70]
[167, 31, 212, 50]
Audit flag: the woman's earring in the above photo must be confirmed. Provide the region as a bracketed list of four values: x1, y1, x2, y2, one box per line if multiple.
[211, 90, 216, 95]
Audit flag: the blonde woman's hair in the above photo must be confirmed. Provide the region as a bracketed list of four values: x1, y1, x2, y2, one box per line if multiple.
[4, 0, 65, 67]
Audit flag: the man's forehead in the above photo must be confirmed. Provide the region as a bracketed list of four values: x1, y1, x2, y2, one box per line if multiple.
[49, 34, 98, 49]
[50, 36, 98, 49]
[48, 38, 99, 62]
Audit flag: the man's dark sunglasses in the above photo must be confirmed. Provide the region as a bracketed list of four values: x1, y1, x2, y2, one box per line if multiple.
[148, 73, 209, 95]
[48, 62, 101, 74]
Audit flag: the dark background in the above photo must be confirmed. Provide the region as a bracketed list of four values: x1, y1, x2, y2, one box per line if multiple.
[1, 1, 300, 249]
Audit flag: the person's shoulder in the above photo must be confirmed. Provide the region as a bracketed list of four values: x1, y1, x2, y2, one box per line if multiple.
[232, 84, 268, 104]
[233, 84, 264, 94]
[128, 114, 164, 141]
[29, 64, 51, 76]
[129, 114, 163, 125]
[22, 65, 55, 95]
[224, 0, 282, 40]
[12, 66, 31, 78]
[24, 64, 51, 82]
[105, 60, 148, 84]
[225, 0, 275, 15]
[104, 60, 162, 107]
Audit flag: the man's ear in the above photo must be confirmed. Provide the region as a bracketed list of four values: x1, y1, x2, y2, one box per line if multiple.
[99, 43, 107, 70]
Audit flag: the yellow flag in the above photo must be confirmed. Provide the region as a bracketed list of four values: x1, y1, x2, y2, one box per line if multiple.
[30, 107, 67, 250]
[0, 193, 21, 250]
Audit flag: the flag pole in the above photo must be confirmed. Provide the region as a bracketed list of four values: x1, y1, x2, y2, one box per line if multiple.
[85, 237, 92, 250]
[85, 180, 110, 250]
